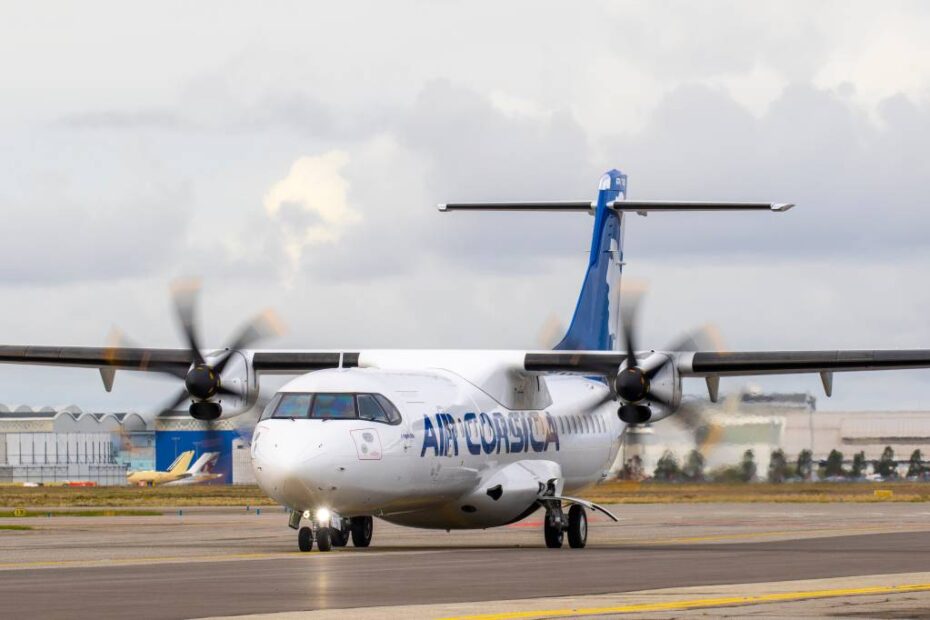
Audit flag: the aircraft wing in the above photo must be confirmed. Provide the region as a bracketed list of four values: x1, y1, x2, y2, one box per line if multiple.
[0, 346, 358, 374]
[525, 348, 930, 400]
[677, 350, 930, 376]
[0, 345, 193, 374]
[0, 346, 360, 393]
[524, 349, 930, 376]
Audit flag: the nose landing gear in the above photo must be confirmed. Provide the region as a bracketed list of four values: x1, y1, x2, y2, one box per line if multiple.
[292, 511, 373, 552]
[542, 501, 587, 549]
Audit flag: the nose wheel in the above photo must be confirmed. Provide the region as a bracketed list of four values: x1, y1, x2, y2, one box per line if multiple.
[543, 502, 587, 549]
[298, 526, 313, 552]
[567, 504, 588, 548]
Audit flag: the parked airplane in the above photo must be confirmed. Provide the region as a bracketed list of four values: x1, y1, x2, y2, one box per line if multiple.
[4, 168, 930, 552]
[127, 450, 195, 486]
[163, 451, 223, 485]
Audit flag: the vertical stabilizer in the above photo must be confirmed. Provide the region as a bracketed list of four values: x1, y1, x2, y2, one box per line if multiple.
[555, 170, 626, 351]
[167, 450, 195, 474]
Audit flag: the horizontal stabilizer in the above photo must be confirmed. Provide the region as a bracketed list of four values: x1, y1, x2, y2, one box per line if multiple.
[609, 200, 793, 213]
[438, 201, 593, 212]
[438, 201, 793, 214]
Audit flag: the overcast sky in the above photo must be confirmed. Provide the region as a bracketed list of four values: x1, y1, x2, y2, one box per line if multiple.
[3, 0, 930, 413]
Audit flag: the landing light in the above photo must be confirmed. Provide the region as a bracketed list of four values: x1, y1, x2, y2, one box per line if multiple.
[315, 507, 331, 524]
[302, 510, 311, 520]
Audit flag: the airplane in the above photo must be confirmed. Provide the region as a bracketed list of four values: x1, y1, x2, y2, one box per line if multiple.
[163, 451, 223, 485]
[5, 168, 930, 552]
[127, 450, 195, 486]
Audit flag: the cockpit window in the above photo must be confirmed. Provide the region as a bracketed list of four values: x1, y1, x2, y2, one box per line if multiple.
[311, 394, 356, 419]
[259, 394, 281, 421]
[357, 394, 389, 423]
[374, 394, 402, 424]
[262, 392, 402, 424]
[273, 393, 312, 419]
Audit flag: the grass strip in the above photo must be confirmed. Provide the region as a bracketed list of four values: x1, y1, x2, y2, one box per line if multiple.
[0, 509, 161, 518]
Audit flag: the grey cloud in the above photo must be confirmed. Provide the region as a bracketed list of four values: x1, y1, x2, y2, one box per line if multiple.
[606, 82, 930, 261]
[286, 80, 599, 283]
[608, 1, 829, 82]
[0, 174, 192, 285]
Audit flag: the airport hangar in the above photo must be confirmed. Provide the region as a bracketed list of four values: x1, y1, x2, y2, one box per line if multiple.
[1, 393, 929, 485]
[0, 405, 255, 485]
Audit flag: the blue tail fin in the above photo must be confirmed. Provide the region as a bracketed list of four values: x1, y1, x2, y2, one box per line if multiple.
[554, 170, 626, 352]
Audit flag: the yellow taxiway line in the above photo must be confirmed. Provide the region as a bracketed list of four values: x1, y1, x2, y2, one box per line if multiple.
[629, 523, 925, 545]
[442, 582, 930, 619]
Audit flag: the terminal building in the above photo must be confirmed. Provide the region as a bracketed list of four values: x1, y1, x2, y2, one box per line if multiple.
[0, 405, 255, 486]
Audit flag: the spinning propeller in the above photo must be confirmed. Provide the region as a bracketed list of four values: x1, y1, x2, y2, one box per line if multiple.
[160, 279, 283, 421]
[108, 279, 283, 423]
[614, 286, 676, 424]
[612, 284, 725, 454]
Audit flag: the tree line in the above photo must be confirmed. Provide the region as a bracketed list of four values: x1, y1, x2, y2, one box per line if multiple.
[621, 446, 928, 482]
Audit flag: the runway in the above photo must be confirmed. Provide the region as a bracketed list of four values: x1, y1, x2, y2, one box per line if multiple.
[3, 503, 930, 618]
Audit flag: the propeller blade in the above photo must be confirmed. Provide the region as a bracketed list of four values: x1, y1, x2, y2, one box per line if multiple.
[620, 282, 647, 368]
[644, 390, 672, 408]
[213, 310, 285, 374]
[663, 323, 725, 354]
[536, 313, 566, 349]
[215, 384, 239, 397]
[171, 277, 205, 366]
[157, 388, 192, 417]
[103, 326, 190, 380]
[668, 399, 724, 457]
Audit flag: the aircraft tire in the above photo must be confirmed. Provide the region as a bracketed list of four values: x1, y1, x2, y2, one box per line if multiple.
[567, 504, 587, 549]
[350, 516, 373, 547]
[544, 518, 564, 548]
[332, 523, 349, 547]
[298, 526, 313, 552]
[316, 527, 333, 552]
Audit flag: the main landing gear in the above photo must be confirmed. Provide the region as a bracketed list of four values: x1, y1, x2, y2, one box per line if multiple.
[543, 502, 587, 549]
[293, 512, 373, 552]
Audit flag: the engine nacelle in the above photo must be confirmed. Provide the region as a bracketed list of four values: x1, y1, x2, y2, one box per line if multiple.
[193, 350, 258, 419]
[615, 352, 681, 424]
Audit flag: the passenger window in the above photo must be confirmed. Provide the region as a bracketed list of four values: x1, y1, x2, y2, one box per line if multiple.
[357, 394, 389, 423]
[273, 393, 312, 419]
[311, 394, 356, 419]
[374, 394, 403, 424]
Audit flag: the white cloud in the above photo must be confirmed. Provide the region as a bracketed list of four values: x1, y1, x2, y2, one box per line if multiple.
[262, 151, 362, 274]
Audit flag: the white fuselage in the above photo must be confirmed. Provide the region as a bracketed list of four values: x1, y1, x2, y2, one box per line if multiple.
[251, 351, 625, 530]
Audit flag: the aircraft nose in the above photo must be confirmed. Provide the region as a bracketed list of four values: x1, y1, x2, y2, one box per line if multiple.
[251, 423, 334, 508]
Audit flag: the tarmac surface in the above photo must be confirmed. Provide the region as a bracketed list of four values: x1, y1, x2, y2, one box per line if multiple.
[3, 503, 930, 618]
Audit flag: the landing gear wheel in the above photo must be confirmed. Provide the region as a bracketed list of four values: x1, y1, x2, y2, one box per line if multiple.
[332, 522, 349, 547]
[298, 526, 313, 552]
[316, 527, 333, 552]
[567, 504, 587, 549]
[350, 516, 373, 547]
[544, 517, 564, 548]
